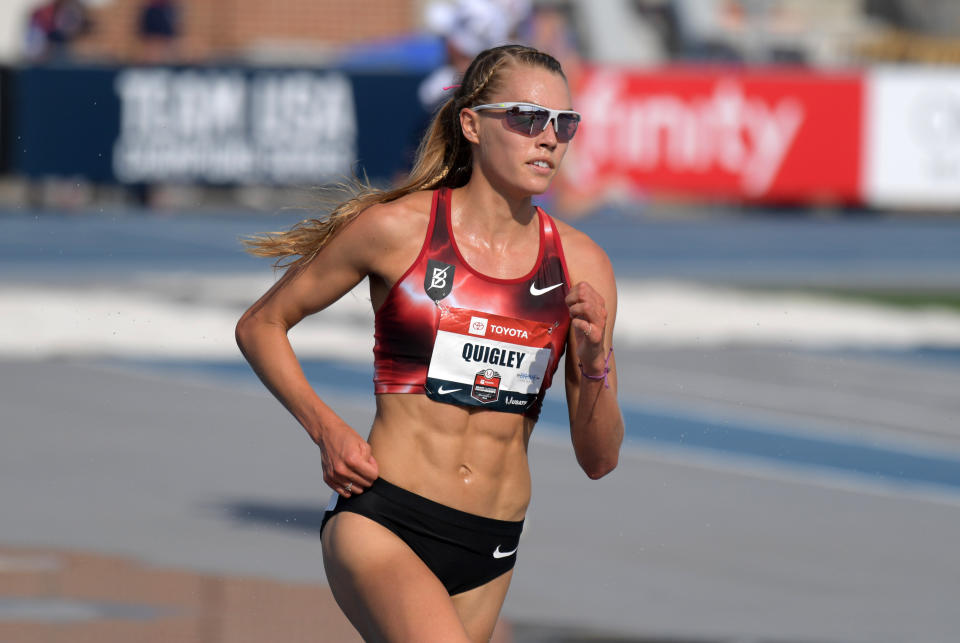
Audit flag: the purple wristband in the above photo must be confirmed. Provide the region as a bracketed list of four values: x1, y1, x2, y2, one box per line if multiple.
[578, 347, 613, 389]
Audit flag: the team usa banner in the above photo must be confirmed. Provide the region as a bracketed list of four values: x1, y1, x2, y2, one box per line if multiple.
[7, 65, 426, 186]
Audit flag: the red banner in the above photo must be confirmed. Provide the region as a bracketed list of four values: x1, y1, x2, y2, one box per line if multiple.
[563, 66, 864, 204]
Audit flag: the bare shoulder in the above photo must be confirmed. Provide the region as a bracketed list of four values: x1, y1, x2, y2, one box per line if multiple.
[354, 192, 433, 241]
[552, 217, 614, 286]
[322, 189, 434, 281]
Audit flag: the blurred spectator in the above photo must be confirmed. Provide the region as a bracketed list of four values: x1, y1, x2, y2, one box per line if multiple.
[137, 0, 182, 63]
[401, 0, 532, 177]
[418, 0, 532, 112]
[522, 4, 584, 89]
[866, 0, 960, 36]
[24, 0, 92, 62]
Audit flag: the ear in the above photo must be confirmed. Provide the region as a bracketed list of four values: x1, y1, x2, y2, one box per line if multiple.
[460, 107, 481, 145]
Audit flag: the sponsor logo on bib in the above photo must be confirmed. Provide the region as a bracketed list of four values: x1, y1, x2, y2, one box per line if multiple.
[489, 323, 529, 339]
[469, 316, 488, 336]
[472, 369, 501, 403]
[467, 318, 530, 340]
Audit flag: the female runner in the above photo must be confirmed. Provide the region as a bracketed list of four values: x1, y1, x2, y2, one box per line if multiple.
[236, 44, 624, 642]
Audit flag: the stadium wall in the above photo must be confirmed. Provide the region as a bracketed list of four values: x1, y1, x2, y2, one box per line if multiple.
[2, 62, 959, 210]
[71, 0, 419, 63]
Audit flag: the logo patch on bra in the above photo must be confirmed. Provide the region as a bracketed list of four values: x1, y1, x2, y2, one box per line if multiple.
[424, 259, 455, 301]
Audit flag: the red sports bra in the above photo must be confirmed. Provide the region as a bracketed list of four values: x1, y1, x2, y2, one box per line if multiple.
[373, 188, 572, 419]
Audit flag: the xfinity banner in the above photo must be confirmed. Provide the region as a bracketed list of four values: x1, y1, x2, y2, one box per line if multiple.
[9, 65, 424, 185]
[562, 66, 864, 204]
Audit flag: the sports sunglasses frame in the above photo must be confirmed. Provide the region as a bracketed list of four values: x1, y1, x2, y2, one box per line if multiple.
[470, 102, 582, 141]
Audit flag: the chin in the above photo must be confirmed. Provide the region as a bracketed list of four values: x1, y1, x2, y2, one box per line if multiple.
[517, 173, 555, 195]
[489, 168, 554, 199]
[528, 177, 555, 195]
[504, 182, 551, 200]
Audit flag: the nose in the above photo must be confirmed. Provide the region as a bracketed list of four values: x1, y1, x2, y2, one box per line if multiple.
[538, 118, 559, 147]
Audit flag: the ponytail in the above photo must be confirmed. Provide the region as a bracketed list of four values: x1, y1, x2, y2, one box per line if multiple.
[243, 45, 565, 268]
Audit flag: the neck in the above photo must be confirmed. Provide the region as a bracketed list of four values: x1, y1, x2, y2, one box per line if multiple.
[454, 175, 535, 236]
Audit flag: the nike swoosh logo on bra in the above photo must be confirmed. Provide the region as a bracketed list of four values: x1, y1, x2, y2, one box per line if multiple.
[530, 282, 563, 296]
[437, 386, 462, 395]
[493, 544, 518, 559]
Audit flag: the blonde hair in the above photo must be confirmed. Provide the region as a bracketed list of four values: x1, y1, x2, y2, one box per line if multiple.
[243, 45, 566, 267]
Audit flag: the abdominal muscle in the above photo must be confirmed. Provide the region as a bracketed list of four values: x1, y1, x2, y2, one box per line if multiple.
[366, 393, 534, 522]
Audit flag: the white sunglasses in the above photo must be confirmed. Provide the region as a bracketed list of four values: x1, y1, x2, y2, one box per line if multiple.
[471, 102, 582, 142]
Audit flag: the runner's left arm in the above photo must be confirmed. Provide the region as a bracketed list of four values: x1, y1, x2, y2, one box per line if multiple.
[563, 237, 624, 479]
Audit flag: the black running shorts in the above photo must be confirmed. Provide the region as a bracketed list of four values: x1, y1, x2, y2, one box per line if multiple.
[320, 478, 524, 595]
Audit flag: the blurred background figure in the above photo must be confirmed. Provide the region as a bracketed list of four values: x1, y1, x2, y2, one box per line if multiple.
[418, 0, 532, 112]
[23, 0, 92, 62]
[136, 0, 181, 63]
[521, 3, 583, 86]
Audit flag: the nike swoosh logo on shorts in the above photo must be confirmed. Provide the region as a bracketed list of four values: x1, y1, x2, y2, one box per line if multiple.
[529, 282, 563, 296]
[437, 386, 462, 395]
[492, 544, 518, 559]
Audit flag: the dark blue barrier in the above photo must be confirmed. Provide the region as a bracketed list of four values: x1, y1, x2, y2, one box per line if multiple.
[0, 66, 12, 174]
[6, 64, 427, 185]
[11, 65, 119, 182]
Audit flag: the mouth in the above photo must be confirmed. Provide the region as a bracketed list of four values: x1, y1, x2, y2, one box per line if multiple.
[527, 159, 553, 171]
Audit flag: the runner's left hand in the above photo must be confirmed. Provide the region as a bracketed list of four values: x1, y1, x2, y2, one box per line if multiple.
[565, 281, 608, 371]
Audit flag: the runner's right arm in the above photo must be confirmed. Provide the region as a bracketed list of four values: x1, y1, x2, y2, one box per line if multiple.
[235, 200, 418, 494]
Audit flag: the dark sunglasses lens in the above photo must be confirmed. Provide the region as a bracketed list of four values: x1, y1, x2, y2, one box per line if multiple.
[505, 107, 549, 135]
[556, 113, 580, 142]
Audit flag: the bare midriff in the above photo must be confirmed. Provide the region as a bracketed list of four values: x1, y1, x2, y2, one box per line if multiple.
[368, 393, 535, 522]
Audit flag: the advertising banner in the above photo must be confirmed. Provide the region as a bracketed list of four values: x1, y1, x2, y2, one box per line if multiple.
[113, 68, 356, 184]
[8, 63, 957, 210]
[863, 67, 960, 209]
[0, 66, 8, 174]
[564, 66, 864, 204]
[8, 65, 425, 186]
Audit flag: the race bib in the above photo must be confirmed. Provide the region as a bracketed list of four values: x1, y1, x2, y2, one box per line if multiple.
[425, 306, 556, 414]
